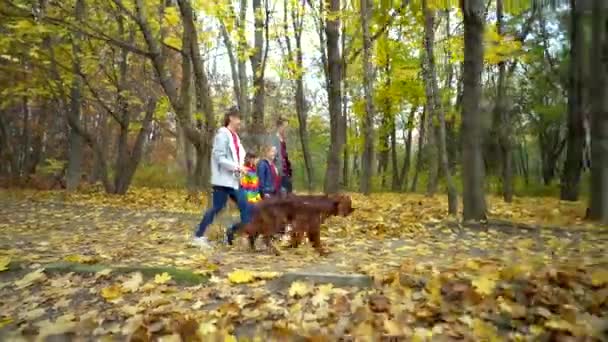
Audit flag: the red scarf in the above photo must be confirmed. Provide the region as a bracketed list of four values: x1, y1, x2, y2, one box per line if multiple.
[269, 160, 280, 192]
[228, 128, 240, 162]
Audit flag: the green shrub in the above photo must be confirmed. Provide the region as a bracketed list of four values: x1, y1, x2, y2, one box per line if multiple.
[132, 164, 186, 189]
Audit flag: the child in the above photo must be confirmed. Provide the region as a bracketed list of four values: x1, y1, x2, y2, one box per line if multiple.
[240, 152, 262, 204]
[257, 146, 281, 198]
[225, 152, 261, 245]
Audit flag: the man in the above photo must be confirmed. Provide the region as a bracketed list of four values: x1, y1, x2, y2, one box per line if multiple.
[271, 117, 293, 194]
[192, 106, 250, 249]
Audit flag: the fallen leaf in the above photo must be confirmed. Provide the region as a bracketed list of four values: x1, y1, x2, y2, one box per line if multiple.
[154, 272, 172, 284]
[63, 254, 96, 264]
[15, 268, 46, 289]
[590, 269, 608, 287]
[158, 333, 182, 342]
[197, 320, 217, 336]
[384, 319, 402, 335]
[97, 268, 113, 277]
[472, 274, 497, 296]
[122, 272, 143, 292]
[35, 319, 78, 341]
[0, 256, 11, 271]
[0, 317, 13, 329]
[22, 308, 46, 320]
[288, 281, 312, 298]
[227, 269, 255, 284]
[253, 271, 280, 280]
[101, 284, 123, 301]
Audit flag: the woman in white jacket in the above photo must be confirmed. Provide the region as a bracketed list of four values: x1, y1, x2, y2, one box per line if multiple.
[192, 107, 250, 249]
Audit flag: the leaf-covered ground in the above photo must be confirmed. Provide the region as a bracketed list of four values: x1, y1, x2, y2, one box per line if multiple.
[1, 188, 607, 340]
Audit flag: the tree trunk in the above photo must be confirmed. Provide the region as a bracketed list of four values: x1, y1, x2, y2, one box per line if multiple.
[390, 113, 399, 191]
[65, 0, 85, 191]
[461, 0, 487, 220]
[250, 0, 267, 148]
[0, 113, 19, 178]
[182, 0, 215, 190]
[90, 112, 108, 183]
[359, 0, 375, 195]
[378, 115, 389, 188]
[20, 97, 32, 177]
[520, 139, 530, 185]
[493, 0, 514, 202]
[238, 0, 250, 120]
[284, 0, 314, 191]
[323, 0, 344, 194]
[587, 0, 608, 223]
[561, 0, 585, 201]
[341, 12, 349, 189]
[423, 0, 457, 213]
[219, 23, 242, 114]
[114, 18, 131, 193]
[114, 99, 157, 194]
[422, 7, 438, 197]
[27, 103, 47, 175]
[400, 107, 415, 191]
[410, 106, 426, 192]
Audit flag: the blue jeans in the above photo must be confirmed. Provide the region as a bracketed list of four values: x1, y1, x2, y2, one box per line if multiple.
[281, 176, 293, 194]
[195, 186, 251, 238]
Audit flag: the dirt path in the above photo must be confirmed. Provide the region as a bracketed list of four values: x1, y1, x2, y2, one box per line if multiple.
[1, 197, 607, 340]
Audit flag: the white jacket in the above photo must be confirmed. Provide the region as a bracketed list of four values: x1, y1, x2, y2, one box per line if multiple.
[210, 127, 245, 189]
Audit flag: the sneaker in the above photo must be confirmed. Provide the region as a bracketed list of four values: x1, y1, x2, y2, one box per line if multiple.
[224, 229, 235, 246]
[191, 236, 212, 249]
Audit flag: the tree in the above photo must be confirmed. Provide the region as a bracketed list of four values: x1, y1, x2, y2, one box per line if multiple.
[422, 0, 457, 213]
[461, 0, 487, 220]
[560, 0, 585, 201]
[283, 0, 314, 191]
[587, 0, 608, 223]
[250, 0, 270, 147]
[494, 0, 513, 202]
[323, 0, 345, 194]
[65, 0, 85, 191]
[359, 0, 374, 195]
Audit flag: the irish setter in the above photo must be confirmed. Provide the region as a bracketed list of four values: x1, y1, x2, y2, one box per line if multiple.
[239, 194, 354, 255]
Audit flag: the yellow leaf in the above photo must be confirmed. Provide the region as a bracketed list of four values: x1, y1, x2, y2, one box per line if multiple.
[15, 268, 46, 289]
[63, 254, 96, 264]
[545, 319, 579, 334]
[163, 36, 182, 50]
[158, 334, 182, 342]
[97, 268, 113, 277]
[288, 281, 311, 298]
[591, 269, 608, 286]
[123, 272, 143, 292]
[154, 272, 172, 284]
[36, 319, 78, 340]
[163, 7, 181, 26]
[0, 256, 11, 271]
[498, 299, 527, 318]
[227, 269, 255, 284]
[472, 318, 500, 341]
[101, 284, 123, 301]
[384, 319, 402, 335]
[253, 271, 280, 280]
[472, 274, 497, 296]
[0, 317, 13, 329]
[465, 259, 480, 270]
[197, 320, 217, 336]
[223, 333, 237, 342]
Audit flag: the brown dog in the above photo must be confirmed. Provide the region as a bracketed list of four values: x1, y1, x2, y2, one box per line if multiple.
[239, 194, 354, 255]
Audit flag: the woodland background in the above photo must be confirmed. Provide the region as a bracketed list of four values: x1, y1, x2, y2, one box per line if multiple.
[1, 0, 607, 221]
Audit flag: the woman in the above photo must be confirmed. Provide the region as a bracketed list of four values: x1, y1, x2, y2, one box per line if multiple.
[257, 146, 281, 198]
[192, 107, 250, 249]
